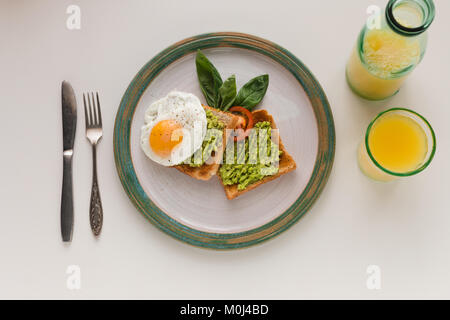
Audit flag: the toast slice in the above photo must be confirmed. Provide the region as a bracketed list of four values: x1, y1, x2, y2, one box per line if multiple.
[218, 109, 297, 200]
[174, 105, 240, 181]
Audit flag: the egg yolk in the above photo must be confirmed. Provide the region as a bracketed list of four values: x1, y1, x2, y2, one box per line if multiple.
[149, 120, 184, 158]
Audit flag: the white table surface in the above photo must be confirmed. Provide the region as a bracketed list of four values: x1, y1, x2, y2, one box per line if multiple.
[1, 0, 449, 299]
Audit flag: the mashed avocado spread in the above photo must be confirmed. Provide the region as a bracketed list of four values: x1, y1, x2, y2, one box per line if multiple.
[188, 110, 225, 167]
[219, 121, 282, 191]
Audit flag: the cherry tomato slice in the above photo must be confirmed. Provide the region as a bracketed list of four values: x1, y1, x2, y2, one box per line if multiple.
[229, 106, 254, 142]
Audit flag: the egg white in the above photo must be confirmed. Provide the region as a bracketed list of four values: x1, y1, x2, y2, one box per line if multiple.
[140, 91, 207, 166]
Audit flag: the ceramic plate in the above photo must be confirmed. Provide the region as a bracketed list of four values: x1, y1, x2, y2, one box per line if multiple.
[114, 32, 335, 249]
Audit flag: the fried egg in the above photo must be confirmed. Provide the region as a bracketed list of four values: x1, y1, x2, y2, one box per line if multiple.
[140, 91, 207, 166]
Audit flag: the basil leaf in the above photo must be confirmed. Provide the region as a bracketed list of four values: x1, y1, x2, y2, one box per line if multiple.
[219, 75, 237, 111]
[195, 50, 223, 108]
[234, 74, 269, 110]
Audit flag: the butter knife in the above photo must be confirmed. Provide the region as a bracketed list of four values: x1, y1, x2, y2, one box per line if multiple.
[61, 81, 77, 242]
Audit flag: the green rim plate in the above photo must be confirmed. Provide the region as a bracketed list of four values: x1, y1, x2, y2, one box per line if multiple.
[113, 32, 335, 249]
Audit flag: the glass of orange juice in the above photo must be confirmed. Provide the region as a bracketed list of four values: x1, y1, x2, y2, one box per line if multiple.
[358, 108, 435, 181]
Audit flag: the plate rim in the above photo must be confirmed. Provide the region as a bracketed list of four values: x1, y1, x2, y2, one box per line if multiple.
[114, 32, 335, 249]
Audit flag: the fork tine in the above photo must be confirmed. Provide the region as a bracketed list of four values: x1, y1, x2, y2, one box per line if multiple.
[92, 92, 99, 126]
[96, 92, 102, 127]
[89, 92, 96, 125]
[87, 92, 95, 126]
[90, 92, 96, 125]
[83, 93, 89, 127]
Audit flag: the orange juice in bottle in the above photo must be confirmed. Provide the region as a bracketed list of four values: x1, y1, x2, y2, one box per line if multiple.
[346, 0, 435, 100]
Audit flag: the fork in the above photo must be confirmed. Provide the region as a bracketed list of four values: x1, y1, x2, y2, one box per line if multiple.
[83, 92, 103, 236]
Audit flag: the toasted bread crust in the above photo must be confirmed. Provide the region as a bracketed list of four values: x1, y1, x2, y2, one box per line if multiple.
[218, 109, 297, 200]
[174, 106, 240, 181]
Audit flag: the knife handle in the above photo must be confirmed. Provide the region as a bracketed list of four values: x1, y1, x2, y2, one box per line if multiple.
[61, 150, 74, 242]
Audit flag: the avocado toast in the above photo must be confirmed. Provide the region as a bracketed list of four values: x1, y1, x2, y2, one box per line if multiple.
[218, 109, 297, 200]
[174, 105, 240, 180]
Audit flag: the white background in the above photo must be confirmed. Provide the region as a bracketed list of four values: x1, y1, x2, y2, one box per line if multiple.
[1, 0, 449, 299]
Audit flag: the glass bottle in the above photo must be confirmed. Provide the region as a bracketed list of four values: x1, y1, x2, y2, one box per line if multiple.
[346, 0, 435, 100]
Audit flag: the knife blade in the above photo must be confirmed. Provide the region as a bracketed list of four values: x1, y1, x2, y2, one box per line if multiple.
[61, 81, 77, 242]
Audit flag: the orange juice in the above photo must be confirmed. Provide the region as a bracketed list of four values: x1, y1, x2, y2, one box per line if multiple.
[347, 28, 420, 100]
[358, 110, 432, 181]
[345, 0, 435, 101]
